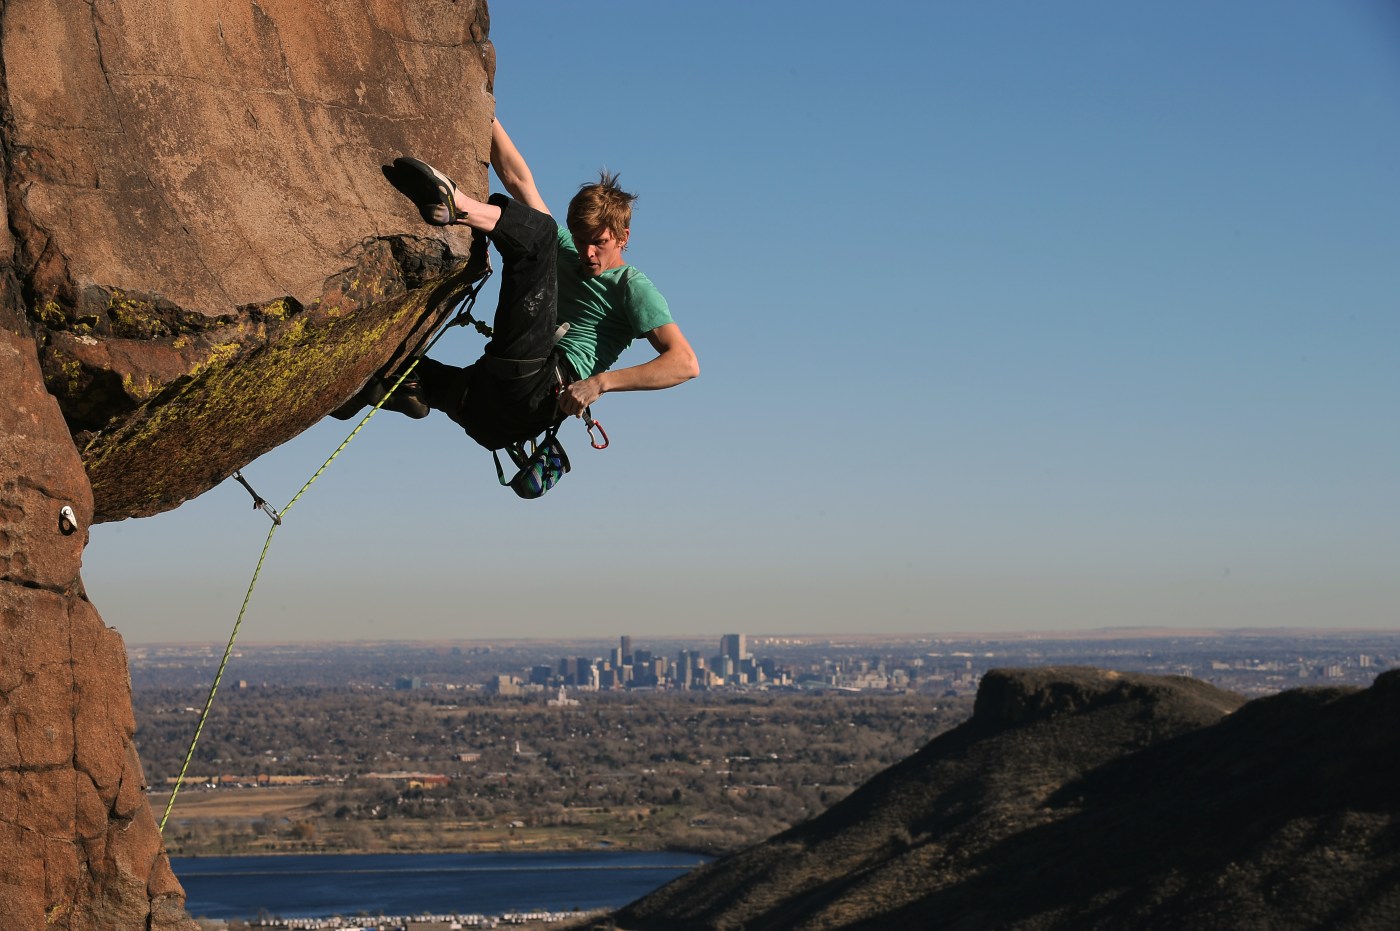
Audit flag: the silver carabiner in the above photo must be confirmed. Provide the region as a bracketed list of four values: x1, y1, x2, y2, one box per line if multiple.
[232, 470, 283, 525]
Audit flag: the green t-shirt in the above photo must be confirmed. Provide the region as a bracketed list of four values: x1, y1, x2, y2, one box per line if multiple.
[555, 226, 674, 378]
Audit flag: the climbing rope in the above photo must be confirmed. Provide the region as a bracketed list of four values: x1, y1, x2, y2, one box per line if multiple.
[158, 268, 492, 833]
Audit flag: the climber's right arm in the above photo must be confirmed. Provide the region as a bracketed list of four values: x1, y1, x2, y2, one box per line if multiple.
[490, 118, 551, 216]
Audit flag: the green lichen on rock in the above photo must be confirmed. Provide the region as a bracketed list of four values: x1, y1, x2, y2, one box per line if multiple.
[82, 252, 481, 521]
[254, 297, 297, 322]
[119, 371, 162, 402]
[55, 353, 86, 397]
[107, 288, 165, 338]
[35, 300, 65, 328]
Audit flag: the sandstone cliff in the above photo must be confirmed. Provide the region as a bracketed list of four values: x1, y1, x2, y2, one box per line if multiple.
[1, 1, 495, 926]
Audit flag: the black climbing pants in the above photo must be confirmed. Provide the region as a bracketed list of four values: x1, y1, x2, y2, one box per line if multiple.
[419, 195, 573, 450]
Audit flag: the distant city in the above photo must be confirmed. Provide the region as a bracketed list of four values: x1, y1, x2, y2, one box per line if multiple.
[478, 630, 1398, 699]
[123, 630, 1400, 700]
[488, 633, 831, 695]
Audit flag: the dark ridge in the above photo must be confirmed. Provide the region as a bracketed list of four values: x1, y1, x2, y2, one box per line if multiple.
[607, 667, 1400, 931]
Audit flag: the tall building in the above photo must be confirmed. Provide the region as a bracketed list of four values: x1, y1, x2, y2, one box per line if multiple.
[718, 655, 736, 682]
[720, 633, 747, 665]
[620, 635, 633, 664]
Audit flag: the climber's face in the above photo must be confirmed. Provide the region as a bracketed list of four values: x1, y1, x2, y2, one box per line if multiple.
[573, 226, 629, 277]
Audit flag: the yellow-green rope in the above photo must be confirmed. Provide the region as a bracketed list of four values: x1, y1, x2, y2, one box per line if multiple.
[157, 360, 425, 833]
[158, 267, 492, 834]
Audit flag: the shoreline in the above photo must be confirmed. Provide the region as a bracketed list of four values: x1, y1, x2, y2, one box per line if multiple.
[195, 911, 608, 930]
[171, 843, 718, 859]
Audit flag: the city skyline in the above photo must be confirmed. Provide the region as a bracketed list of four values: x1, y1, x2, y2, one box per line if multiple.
[129, 629, 1400, 700]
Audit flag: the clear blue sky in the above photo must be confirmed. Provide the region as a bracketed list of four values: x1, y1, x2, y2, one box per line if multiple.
[84, 1, 1400, 643]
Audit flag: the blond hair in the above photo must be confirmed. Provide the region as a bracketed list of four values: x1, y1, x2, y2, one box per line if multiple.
[566, 170, 636, 243]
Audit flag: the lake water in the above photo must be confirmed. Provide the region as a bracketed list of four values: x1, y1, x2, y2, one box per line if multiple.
[173, 850, 708, 921]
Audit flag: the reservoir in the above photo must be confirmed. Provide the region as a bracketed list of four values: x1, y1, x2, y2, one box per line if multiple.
[174, 850, 708, 921]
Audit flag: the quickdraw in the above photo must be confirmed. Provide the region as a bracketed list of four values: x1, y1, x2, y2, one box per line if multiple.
[232, 470, 283, 525]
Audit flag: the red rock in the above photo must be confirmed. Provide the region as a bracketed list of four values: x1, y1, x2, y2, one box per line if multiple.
[0, 1, 496, 925]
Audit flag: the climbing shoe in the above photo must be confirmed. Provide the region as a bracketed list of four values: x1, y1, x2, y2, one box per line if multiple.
[380, 374, 430, 419]
[329, 373, 430, 420]
[383, 156, 465, 226]
[329, 378, 378, 420]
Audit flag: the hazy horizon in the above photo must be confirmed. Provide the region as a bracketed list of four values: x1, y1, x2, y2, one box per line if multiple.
[124, 625, 1400, 650]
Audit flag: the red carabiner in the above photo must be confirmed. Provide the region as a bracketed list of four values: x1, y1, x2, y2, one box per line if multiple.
[584, 411, 610, 450]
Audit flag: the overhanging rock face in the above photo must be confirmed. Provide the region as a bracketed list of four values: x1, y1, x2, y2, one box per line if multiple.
[0, 1, 495, 926]
[5, 0, 497, 521]
[75, 243, 485, 522]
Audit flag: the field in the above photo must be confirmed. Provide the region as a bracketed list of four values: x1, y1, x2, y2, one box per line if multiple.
[153, 784, 703, 856]
[152, 786, 323, 821]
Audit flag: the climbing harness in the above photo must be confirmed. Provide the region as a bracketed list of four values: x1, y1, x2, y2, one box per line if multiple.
[491, 357, 608, 499]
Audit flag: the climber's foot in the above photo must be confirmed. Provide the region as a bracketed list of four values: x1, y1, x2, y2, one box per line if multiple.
[383, 156, 465, 226]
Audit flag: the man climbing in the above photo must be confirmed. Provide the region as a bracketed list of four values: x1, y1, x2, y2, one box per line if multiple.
[369, 117, 698, 456]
